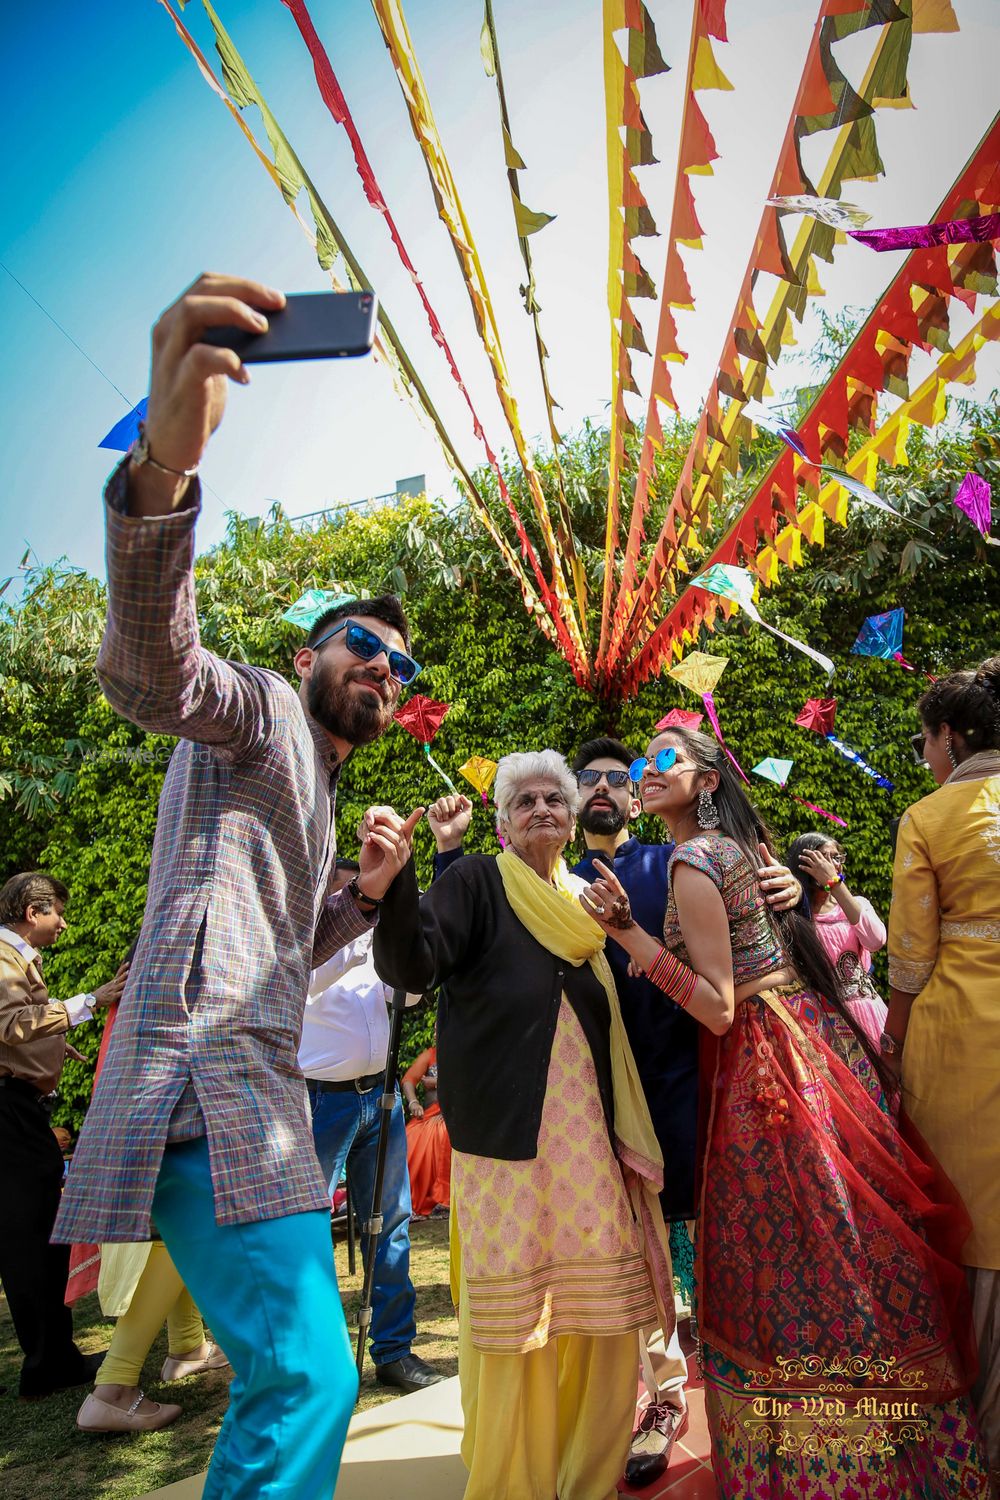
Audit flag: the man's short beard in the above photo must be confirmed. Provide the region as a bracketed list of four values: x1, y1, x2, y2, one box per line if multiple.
[579, 801, 629, 836]
[307, 667, 395, 746]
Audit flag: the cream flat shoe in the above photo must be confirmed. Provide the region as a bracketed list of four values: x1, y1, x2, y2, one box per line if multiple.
[77, 1390, 182, 1433]
[160, 1341, 230, 1382]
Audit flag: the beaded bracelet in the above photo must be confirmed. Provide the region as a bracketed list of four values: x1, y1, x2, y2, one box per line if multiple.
[820, 873, 844, 892]
[646, 946, 698, 1009]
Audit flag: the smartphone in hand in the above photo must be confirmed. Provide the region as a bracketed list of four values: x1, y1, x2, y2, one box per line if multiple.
[202, 291, 378, 363]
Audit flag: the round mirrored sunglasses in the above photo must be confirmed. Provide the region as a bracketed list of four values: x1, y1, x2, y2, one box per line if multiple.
[628, 747, 677, 781]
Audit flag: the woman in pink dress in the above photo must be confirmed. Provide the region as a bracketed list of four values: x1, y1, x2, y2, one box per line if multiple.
[786, 832, 888, 1046]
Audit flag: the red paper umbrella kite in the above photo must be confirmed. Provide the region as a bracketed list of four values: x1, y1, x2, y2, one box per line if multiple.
[394, 695, 457, 792]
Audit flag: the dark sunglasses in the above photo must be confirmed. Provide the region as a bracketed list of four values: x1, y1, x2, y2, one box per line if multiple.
[312, 619, 422, 686]
[910, 732, 927, 765]
[576, 768, 631, 789]
[629, 747, 678, 781]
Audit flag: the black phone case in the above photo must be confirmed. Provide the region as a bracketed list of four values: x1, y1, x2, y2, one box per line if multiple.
[202, 291, 377, 362]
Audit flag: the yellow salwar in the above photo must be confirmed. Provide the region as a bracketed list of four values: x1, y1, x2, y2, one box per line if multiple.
[889, 770, 1000, 1270]
[448, 852, 674, 1500]
[97, 1241, 204, 1387]
[457, 1264, 639, 1500]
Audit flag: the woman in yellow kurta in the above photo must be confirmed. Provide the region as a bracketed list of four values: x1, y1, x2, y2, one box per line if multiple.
[374, 750, 674, 1500]
[887, 655, 1000, 1484]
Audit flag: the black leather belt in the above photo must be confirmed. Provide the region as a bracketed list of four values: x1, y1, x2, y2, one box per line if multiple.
[307, 1072, 385, 1094]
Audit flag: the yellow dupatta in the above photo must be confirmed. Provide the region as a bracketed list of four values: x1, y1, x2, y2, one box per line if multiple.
[494, 848, 675, 1335]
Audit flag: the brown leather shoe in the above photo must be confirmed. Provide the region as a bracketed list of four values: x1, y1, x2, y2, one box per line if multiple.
[77, 1390, 182, 1433]
[160, 1341, 230, 1381]
[624, 1400, 689, 1487]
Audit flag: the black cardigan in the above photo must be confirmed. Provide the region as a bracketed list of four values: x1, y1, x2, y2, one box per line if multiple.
[373, 855, 614, 1159]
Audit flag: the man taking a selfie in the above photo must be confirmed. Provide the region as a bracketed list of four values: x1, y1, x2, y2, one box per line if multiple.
[54, 274, 423, 1499]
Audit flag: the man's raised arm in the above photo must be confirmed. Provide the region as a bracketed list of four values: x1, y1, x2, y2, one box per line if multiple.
[97, 274, 286, 754]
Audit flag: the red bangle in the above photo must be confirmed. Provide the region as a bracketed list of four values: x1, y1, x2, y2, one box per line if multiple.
[647, 946, 698, 1010]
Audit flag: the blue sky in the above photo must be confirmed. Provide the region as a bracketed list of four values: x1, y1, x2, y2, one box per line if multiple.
[2, 0, 998, 588]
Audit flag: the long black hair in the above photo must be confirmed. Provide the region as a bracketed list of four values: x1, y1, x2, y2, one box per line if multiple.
[651, 727, 894, 1091]
[785, 831, 844, 915]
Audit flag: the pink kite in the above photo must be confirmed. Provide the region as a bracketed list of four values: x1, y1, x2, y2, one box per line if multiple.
[954, 472, 996, 542]
[849, 210, 1000, 253]
[795, 698, 837, 736]
[655, 708, 705, 731]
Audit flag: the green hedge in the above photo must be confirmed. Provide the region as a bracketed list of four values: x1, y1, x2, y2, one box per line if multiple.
[2, 411, 999, 1132]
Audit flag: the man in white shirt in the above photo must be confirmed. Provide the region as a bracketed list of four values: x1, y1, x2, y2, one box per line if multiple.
[302, 860, 442, 1394]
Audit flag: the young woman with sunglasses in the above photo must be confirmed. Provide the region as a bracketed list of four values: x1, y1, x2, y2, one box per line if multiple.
[785, 832, 888, 1047]
[579, 726, 991, 1499]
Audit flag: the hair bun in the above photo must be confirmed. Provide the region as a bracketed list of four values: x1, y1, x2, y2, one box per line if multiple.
[974, 655, 1000, 701]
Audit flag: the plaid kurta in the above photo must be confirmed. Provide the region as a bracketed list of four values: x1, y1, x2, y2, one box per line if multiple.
[53, 465, 374, 1242]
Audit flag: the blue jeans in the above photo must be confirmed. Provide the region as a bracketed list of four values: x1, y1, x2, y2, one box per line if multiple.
[308, 1082, 416, 1367]
[153, 1137, 357, 1500]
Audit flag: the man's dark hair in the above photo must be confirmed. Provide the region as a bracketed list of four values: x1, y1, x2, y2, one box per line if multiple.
[334, 857, 361, 875]
[571, 736, 637, 777]
[306, 596, 411, 652]
[0, 871, 69, 926]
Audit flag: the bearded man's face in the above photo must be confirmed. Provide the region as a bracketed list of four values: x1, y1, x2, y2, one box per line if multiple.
[304, 616, 405, 745]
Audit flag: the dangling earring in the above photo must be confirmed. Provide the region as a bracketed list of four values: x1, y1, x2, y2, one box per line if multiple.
[697, 788, 720, 829]
[946, 734, 958, 769]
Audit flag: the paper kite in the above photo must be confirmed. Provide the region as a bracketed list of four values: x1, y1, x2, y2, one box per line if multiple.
[752, 758, 793, 787]
[849, 210, 1000, 254]
[752, 748, 847, 825]
[99, 397, 148, 452]
[282, 589, 357, 630]
[459, 755, 498, 803]
[954, 472, 998, 544]
[690, 564, 835, 677]
[795, 698, 837, 735]
[667, 652, 748, 783]
[394, 695, 457, 793]
[767, 195, 870, 230]
[851, 608, 914, 667]
[742, 402, 813, 461]
[821, 468, 927, 529]
[655, 708, 704, 732]
[794, 695, 890, 796]
[667, 651, 729, 697]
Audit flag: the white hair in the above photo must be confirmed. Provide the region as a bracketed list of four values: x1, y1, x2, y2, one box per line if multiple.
[493, 749, 580, 824]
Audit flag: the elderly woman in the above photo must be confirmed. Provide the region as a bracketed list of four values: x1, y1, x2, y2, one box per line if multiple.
[888, 655, 1000, 1484]
[373, 750, 672, 1500]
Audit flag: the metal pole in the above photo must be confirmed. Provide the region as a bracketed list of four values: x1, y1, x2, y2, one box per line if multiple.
[355, 987, 409, 1378]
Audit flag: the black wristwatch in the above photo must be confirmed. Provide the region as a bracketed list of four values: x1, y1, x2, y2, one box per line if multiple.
[348, 876, 381, 912]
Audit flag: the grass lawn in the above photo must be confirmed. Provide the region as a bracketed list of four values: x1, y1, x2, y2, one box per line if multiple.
[0, 1217, 457, 1500]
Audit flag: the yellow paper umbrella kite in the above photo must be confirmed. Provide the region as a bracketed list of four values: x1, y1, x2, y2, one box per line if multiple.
[459, 755, 499, 805]
[666, 652, 749, 783]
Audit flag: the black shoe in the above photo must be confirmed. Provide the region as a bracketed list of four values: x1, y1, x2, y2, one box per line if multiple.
[374, 1354, 444, 1393]
[20, 1350, 105, 1401]
[623, 1400, 689, 1487]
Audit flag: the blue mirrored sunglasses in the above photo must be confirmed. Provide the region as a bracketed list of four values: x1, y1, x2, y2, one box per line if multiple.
[312, 619, 422, 686]
[628, 747, 677, 781]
